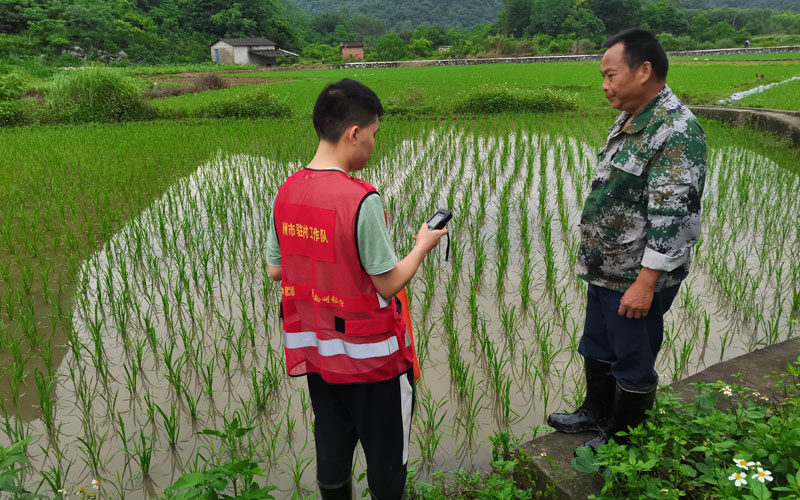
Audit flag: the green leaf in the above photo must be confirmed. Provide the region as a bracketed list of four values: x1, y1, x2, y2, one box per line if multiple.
[571, 446, 600, 474]
[679, 464, 697, 478]
[170, 472, 207, 490]
[750, 481, 772, 500]
[198, 429, 224, 438]
[696, 392, 717, 409]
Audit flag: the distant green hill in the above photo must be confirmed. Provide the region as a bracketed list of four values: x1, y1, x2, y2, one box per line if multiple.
[680, 0, 800, 11]
[288, 0, 505, 29]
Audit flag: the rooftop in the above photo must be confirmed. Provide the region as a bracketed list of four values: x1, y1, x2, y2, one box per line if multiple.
[216, 38, 276, 47]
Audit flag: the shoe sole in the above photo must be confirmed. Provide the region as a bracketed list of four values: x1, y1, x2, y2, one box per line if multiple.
[547, 417, 606, 434]
[548, 424, 604, 433]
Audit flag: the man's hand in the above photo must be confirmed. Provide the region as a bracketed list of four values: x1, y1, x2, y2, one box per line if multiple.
[412, 222, 448, 253]
[618, 267, 660, 319]
[369, 223, 447, 299]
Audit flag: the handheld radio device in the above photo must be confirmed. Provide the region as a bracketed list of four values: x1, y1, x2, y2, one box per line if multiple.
[425, 208, 452, 261]
[427, 208, 452, 231]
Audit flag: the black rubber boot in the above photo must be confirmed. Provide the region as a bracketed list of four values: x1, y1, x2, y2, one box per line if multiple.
[547, 358, 614, 433]
[580, 382, 657, 453]
[320, 477, 353, 500]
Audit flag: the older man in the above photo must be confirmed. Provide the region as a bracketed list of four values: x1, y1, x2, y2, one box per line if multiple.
[548, 29, 707, 450]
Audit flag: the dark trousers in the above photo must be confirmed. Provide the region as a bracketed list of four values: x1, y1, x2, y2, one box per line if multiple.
[578, 283, 680, 390]
[307, 370, 415, 500]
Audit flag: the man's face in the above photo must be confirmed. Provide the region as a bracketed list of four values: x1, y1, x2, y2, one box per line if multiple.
[350, 118, 379, 171]
[601, 43, 645, 114]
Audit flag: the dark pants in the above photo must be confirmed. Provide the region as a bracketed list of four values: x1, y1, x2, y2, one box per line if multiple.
[578, 283, 680, 390]
[307, 370, 415, 500]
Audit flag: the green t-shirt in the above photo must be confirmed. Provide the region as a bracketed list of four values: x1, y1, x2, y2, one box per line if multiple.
[266, 169, 399, 275]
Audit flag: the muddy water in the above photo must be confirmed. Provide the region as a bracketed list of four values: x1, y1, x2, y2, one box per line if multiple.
[5, 127, 798, 499]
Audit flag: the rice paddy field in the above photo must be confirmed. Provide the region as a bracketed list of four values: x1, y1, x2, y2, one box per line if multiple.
[148, 57, 800, 115]
[1, 57, 800, 499]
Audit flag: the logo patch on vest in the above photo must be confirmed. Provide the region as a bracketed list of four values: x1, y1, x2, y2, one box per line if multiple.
[277, 203, 335, 262]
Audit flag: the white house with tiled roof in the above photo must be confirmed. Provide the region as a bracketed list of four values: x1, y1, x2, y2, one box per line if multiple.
[210, 38, 299, 66]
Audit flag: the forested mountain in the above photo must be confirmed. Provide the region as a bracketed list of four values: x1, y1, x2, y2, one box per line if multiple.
[680, 0, 800, 10]
[1, 0, 797, 65]
[289, 0, 505, 30]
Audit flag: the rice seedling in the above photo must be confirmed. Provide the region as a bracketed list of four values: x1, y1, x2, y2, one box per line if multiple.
[129, 429, 155, 478]
[157, 403, 181, 449]
[34, 370, 56, 433]
[76, 420, 107, 479]
[415, 390, 448, 465]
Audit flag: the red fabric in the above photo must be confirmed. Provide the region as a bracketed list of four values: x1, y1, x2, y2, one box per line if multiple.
[397, 288, 420, 381]
[274, 169, 414, 384]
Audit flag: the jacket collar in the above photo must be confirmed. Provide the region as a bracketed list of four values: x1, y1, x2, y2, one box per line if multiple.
[615, 84, 672, 135]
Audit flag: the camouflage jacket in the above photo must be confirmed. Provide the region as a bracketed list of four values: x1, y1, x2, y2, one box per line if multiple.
[576, 85, 707, 292]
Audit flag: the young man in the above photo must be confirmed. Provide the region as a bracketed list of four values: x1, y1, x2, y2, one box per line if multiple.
[266, 79, 446, 499]
[547, 29, 707, 451]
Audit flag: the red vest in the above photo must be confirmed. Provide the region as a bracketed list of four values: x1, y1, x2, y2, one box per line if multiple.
[274, 169, 414, 384]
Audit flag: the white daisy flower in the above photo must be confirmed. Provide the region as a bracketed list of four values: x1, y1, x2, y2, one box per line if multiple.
[729, 471, 747, 487]
[722, 386, 733, 396]
[751, 467, 773, 483]
[734, 458, 755, 469]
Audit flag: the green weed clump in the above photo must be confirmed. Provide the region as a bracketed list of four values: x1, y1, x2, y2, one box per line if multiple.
[45, 67, 155, 123]
[408, 429, 550, 499]
[453, 85, 577, 114]
[572, 356, 800, 499]
[384, 87, 440, 117]
[200, 86, 291, 119]
[0, 100, 40, 127]
[0, 70, 36, 100]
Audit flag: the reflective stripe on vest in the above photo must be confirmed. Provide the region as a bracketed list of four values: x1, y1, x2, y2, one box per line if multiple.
[283, 330, 412, 359]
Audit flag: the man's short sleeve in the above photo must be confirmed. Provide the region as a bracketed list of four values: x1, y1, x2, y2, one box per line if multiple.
[356, 194, 399, 275]
[266, 203, 282, 266]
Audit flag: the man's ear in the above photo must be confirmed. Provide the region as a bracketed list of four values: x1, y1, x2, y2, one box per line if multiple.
[343, 124, 359, 145]
[638, 61, 653, 84]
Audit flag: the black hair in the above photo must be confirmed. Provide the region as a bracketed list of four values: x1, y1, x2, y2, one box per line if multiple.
[312, 79, 383, 143]
[603, 28, 669, 81]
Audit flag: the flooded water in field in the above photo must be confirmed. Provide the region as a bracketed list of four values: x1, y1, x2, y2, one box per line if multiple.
[719, 75, 800, 104]
[6, 123, 798, 499]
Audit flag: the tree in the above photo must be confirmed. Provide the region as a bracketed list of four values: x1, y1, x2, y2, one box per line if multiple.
[412, 24, 447, 46]
[265, 18, 297, 47]
[301, 43, 340, 62]
[349, 12, 387, 40]
[375, 32, 406, 60]
[528, 0, 572, 37]
[504, 0, 532, 37]
[408, 37, 433, 57]
[642, 1, 689, 36]
[0, 0, 37, 34]
[333, 24, 350, 42]
[210, 3, 258, 38]
[690, 14, 710, 41]
[588, 0, 642, 35]
[562, 7, 605, 43]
